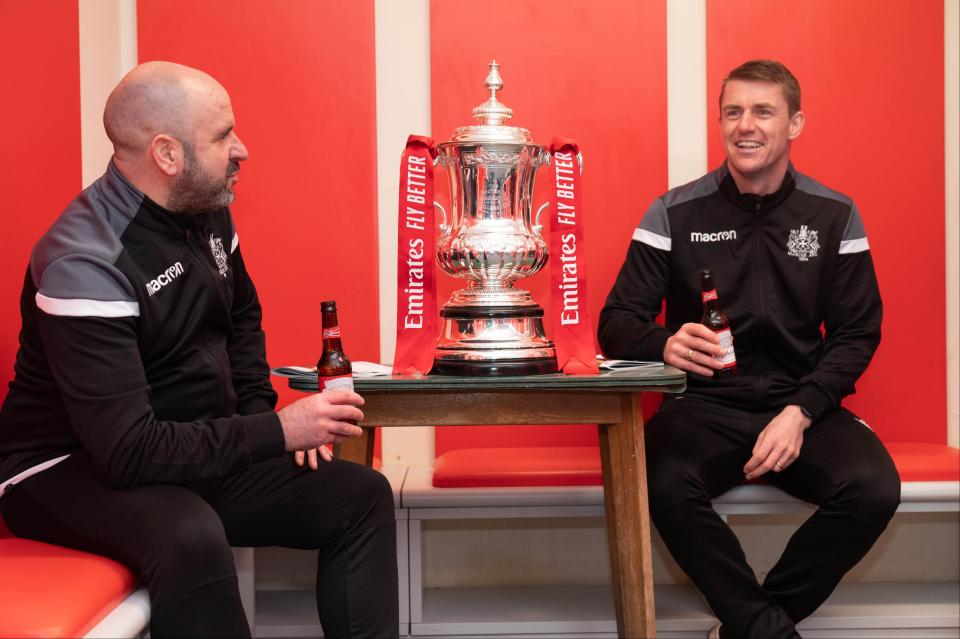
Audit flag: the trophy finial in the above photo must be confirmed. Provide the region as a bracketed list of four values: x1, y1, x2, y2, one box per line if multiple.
[472, 60, 513, 126]
[485, 60, 504, 95]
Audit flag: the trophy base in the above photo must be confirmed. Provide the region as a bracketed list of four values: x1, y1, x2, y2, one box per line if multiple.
[431, 356, 558, 377]
[432, 304, 558, 377]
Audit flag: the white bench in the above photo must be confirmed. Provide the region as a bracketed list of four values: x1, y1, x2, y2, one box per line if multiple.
[400, 465, 960, 638]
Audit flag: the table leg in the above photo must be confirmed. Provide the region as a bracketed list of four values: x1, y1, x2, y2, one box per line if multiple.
[334, 427, 375, 466]
[599, 392, 656, 638]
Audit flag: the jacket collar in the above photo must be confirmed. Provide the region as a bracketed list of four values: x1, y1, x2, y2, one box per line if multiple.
[105, 159, 221, 234]
[717, 161, 796, 213]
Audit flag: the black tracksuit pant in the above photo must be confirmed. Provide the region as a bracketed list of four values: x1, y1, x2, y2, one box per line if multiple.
[0, 453, 399, 639]
[645, 395, 900, 639]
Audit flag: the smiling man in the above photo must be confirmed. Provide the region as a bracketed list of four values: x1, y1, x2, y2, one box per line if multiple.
[0, 62, 398, 639]
[599, 60, 899, 638]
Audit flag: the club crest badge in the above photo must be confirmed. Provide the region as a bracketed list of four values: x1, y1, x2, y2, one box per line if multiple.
[208, 234, 229, 277]
[787, 225, 820, 262]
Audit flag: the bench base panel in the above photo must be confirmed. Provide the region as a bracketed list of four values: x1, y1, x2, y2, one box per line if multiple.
[408, 582, 959, 638]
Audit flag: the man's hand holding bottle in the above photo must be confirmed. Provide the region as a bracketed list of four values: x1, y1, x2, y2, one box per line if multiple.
[278, 390, 364, 469]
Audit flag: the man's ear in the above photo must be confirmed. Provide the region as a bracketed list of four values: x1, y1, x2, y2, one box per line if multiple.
[788, 110, 805, 141]
[150, 134, 182, 176]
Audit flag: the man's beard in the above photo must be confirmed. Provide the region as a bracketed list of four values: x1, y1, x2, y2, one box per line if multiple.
[167, 143, 239, 214]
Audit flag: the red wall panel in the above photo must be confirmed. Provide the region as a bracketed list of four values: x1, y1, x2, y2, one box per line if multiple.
[430, 0, 668, 453]
[707, 1, 946, 442]
[138, 1, 380, 414]
[0, 2, 82, 402]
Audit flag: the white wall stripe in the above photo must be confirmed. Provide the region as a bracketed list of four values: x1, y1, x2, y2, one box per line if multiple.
[838, 238, 870, 254]
[36, 293, 140, 318]
[374, 0, 435, 466]
[78, 0, 137, 188]
[666, 0, 708, 189]
[633, 228, 672, 251]
[946, 0, 959, 447]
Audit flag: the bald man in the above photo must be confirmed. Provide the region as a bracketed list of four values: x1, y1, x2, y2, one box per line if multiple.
[0, 62, 399, 639]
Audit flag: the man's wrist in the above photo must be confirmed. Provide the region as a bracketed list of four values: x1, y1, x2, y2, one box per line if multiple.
[788, 404, 814, 428]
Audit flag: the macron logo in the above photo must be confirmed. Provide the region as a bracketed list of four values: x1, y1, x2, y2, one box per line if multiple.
[146, 261, 184, 296]
[690, 230, 737, 243]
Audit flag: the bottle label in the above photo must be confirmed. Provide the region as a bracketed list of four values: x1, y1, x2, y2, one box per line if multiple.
[318, 374, 353, 392]
[713, 328, 736, 367]
[702, 289, 718, 303]
[322, 326, 341, 339]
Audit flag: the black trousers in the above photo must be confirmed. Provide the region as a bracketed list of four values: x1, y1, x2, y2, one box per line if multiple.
[645, 395, 900, 639]
[0, 453, 399, 639]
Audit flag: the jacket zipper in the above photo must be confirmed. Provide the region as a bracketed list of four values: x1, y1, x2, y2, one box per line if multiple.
[185, 227, 232, 414]
[753, 201, 768, 402]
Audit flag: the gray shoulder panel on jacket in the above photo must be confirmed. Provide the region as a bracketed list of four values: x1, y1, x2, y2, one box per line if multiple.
[659, 167, 724, 210]
[792, 170, 868, 248]
[792, 171, 854, 208]
[30, 163, 143, 304]
[638, 198, 670, 236]
[841, 203, 867, 241]
[637, 167, 724, 233]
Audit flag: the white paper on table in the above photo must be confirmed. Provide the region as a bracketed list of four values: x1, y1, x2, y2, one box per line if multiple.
[271, 361, 394, 379]
[595, 356, 664, 372]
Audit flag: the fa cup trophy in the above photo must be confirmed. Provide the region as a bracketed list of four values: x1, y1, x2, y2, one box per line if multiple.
[432, 62, 558, 376]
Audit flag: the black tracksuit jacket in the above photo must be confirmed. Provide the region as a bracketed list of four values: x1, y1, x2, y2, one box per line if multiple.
[599, 163, 882, 418]
[0, 161, 285, 488]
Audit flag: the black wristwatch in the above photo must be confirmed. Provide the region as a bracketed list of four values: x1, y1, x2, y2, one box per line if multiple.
[797, 405, 813, 420]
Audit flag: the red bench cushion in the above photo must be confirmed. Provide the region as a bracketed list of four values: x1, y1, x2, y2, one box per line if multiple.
[886, 442, 960, 482]
[432, 443, 960, 488]
[0, 538, 137, 638]
[433, 446, 603, 487]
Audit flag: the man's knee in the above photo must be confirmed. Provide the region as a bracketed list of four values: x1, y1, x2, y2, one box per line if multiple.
[350, 463, 396, 528]
[645, 415, 714, 516]
[130, 490, 236, 597]
[832, 457, 901, 527]
[645, 443, 713, 523]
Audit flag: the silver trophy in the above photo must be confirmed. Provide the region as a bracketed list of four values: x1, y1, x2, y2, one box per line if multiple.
[432, 61, 557, 376]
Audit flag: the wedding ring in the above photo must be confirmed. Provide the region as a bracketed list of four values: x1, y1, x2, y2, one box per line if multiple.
[775, 462, 783, 471]
[685, 349, 695, 361]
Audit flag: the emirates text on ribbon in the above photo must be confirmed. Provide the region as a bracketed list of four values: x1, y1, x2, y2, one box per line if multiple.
[554, 151, 581, 327]
[403, 154, 428, 329]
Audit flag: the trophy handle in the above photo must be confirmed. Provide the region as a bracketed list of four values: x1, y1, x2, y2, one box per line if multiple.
[533, 202, 549, 235]
[544, 149, 584, 173]
[434, 201, 450, 235]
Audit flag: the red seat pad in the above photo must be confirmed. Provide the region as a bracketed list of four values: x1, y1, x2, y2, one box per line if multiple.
[432, 443, 960, 488]
[432, 446, 602, 487]
[0, 538, 137, 638]
[886, 442, 960, 482]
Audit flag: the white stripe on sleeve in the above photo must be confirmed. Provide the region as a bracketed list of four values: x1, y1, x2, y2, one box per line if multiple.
[36, 293, 140, 318]
[839, 237, 870, 254]
[0, 454, 70, 496]
[231, 233, 239, 253]
[632, 228, 672, 251]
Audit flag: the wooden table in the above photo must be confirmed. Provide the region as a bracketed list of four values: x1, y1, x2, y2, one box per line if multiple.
[288, 367, 685, 638]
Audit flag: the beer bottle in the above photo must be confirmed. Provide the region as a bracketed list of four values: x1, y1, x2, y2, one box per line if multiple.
[317, 300, 354, 392]
[699, 269, 738, 378]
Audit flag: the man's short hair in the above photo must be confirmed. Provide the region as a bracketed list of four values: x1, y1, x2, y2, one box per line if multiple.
[721, 60, 801, 116]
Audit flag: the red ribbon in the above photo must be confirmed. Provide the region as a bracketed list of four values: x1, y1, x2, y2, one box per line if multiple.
[393, 135, 438, 375]
[548, 137, 599, 375]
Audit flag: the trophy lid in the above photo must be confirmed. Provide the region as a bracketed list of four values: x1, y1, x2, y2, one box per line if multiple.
[448, 61, 534, 145]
